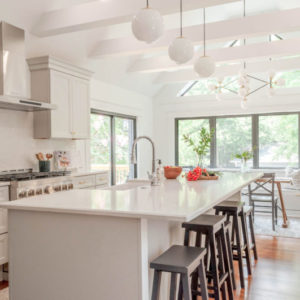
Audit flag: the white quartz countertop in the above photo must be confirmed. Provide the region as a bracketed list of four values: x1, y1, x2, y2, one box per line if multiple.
[0, 172, 263, 221]
[0, 182, 10, 187]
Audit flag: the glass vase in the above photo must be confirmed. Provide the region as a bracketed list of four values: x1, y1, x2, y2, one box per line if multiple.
[240, 158, 248, 173]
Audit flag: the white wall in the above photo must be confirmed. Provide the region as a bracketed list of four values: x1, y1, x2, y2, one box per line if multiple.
[88, 79, 153, 178]
[153, 88, 300, 165]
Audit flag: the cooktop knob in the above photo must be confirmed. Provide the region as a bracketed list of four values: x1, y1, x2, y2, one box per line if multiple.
[18, 190, 27, 198]
[44, 186, 54, 194]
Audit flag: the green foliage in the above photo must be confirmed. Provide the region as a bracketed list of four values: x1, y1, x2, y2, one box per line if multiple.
[275, 70, 300, 89]
[259, 114, 298, 167]
[178, 113, 299, 168]
[234, 149, 254, 162]
[217, 117, 252, 167]
[182, 127, 215, 166]
[90, 114, 134, 166]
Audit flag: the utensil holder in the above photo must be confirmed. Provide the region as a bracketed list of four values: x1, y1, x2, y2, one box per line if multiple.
[39, 161, 50, 172]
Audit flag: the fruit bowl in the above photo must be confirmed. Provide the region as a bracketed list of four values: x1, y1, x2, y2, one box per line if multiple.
[164, 166, 182, 179]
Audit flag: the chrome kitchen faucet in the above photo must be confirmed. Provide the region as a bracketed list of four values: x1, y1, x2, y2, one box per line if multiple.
[130, 136, 160, 186]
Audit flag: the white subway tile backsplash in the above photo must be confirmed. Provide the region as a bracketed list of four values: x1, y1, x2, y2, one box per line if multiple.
[0, 110, 77, 171]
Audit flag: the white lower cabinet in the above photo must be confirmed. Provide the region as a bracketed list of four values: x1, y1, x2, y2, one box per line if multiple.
[0, 187, 9, 235]
[0, 234, 8, 265]
[73, 172, 109, 190]
[0, 186, 9, 266]
[73, 175, 96, 189]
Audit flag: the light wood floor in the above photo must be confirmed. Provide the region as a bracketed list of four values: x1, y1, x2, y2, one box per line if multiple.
[233, 235, 300, 300]
[0, 235, 299, 299]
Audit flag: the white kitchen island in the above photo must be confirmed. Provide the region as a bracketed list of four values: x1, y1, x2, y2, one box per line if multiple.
[0, 172, 262, 300]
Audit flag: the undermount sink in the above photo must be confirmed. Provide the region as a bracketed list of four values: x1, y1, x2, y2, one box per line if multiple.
[106, 179, 151, 191]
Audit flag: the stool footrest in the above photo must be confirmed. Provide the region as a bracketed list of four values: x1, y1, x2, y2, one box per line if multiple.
[219, 273, 228, 286]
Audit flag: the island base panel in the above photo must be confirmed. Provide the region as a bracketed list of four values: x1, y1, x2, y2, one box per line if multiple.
[8, 210, 184, 300]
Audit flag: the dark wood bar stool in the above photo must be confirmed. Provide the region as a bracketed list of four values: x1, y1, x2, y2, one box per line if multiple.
[214, 201, 252, 289]
[224, 220, 236, 290]
[182, 215, 234, 300]
[150, 245, 208, 300]
[243, 206, 258, 260]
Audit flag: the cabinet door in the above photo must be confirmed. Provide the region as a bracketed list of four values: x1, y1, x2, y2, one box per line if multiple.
[0, 233, 8, 265]
[71, 78, 90, 139]
[50, 71, 72, 138]
[0, 187, 8, 235]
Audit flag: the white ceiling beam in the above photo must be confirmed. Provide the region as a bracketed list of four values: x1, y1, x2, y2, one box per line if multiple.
[32, 0, 238, 37]
[128, 37, 300, 73]
[90, 8, 300, 59]
[154, 57, 300, 84]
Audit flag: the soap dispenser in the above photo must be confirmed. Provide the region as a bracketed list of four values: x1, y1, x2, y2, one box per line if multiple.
[157, 159, 164, 181]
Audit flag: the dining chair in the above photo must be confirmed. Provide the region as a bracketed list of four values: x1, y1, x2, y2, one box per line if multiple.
[248, 173, 279, 231]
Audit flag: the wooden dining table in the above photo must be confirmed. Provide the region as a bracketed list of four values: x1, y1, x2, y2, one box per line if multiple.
[256, 177, 292, 228]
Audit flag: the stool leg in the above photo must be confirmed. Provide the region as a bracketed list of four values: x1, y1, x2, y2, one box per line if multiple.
[191, 231, 202, 299]
[216, 233, 227, 300]
[209, 231, 221, 300]
[234, 213, 245, 289]
[272, 199, 275, 231]
[198, 259, 209, 300]
[178, 276, 183, 300]
[220, 226, 234, 300]
[241, 212, 252, 276]
[249, 212, 258, 260]
[275, 199, 278, 225]
[152, 270, 162, 300]
[170, 273, 177, 300]
[191, 271, 198, 300]
[226, 225, 236, 290]
[182, 274, 192, 300]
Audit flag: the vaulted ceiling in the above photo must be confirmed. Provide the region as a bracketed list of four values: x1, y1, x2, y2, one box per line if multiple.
[1, 0, 300, 97]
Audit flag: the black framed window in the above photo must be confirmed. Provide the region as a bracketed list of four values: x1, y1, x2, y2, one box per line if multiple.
[175, 112, 300, 169]
[90, 109, 137, 185]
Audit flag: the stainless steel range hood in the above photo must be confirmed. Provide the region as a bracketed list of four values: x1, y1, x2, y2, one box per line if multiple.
[0, 22, 56, 112]
[0, 95, 56, 112]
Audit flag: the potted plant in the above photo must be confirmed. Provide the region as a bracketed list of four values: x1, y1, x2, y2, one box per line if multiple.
[234, 149, 254, 172]
[183, 127, 215, 168]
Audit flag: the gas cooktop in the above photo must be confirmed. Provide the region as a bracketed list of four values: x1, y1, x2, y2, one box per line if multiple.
[0, 169, 71, 182]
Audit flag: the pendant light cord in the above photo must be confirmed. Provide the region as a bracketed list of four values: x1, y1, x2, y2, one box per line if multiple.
[146, 0, 149, 8]
[203, 8, 206, 56]
[243, 0, 246, 69]
[180, 0, 183, 37]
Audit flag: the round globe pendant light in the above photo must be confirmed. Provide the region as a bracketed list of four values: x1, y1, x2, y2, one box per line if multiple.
[168, 0, 194, 64]
[132, 0, 164, 44]
[194, 8, 216, 77]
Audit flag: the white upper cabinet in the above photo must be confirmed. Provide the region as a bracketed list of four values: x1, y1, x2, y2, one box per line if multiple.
[27, 56, 93, 139]
[71, 77, 90, 139]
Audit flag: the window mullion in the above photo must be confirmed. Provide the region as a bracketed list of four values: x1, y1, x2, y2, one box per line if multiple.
[252, 115, 259, 169]
[210, 117, 217, 168]
[175, 119, 179, 165]
[111, 116, 116, 185]
[298, 113, 300, 169]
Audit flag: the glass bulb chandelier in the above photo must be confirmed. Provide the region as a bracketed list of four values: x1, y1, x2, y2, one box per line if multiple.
[209, 0, 286, 108]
